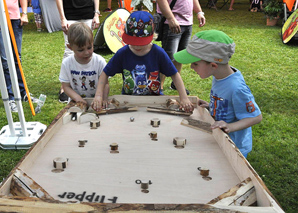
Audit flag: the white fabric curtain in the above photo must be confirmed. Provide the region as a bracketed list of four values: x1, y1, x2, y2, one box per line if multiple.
[40, 0, 62, 33]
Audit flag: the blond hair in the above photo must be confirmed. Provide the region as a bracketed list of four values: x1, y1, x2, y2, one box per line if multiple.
[67, 22, 93, 47]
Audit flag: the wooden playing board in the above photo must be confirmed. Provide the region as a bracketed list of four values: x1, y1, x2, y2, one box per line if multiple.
[0, 96, 284, 212]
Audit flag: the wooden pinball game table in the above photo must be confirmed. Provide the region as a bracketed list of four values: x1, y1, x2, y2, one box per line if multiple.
[0, 96, 283, 212]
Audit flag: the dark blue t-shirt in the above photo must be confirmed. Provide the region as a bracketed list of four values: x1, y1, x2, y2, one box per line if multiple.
[104, 44, 177, 95]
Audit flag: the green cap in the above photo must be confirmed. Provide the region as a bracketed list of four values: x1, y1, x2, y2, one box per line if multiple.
[174, 30, 235, 64]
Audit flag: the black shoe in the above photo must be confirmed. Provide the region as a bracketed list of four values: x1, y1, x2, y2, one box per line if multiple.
[185, 88, 190, 95]
[170, 82, 190, 95]
[170, 81, 176, 90]
[59, 92, 68, 103]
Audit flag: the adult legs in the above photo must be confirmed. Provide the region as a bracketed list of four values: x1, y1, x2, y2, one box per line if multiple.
[108, 0, 112, 9]
[229, 0, 235, 10]
[34, 13, 42, 31]
[103, 0, 112, 12]
[160, 24, 192, 93]
[0, 19, 25, 101]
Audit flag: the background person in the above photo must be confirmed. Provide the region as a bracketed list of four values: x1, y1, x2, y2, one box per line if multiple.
[0, 0, 38, 113]
[103, 0, 112, 12]
[229, 0, 235, 11]
[55, 0, 101, 103]
[31, 0, 43, 32]
[156, 0, 205, 95]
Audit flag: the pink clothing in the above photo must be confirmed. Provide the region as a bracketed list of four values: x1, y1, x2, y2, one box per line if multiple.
[6, 0, 20, 20]
[157, 0, 193, 26]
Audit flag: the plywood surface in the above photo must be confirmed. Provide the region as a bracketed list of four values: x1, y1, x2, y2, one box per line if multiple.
[23, 105, 240, 204]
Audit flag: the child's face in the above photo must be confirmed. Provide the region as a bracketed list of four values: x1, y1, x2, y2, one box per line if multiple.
[70, 42, 93, 64]
[129, 43, 152, 56]
[191, 60, 213, 79]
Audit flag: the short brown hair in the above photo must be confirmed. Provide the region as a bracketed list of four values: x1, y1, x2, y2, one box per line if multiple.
[67, 22, 93, 47]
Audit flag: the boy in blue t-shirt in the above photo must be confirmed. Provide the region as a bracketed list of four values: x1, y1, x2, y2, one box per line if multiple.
[174, 30, 262, 157]
[91, 11, 193, 112]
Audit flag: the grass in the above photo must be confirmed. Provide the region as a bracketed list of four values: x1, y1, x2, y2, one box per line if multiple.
[0, 1, 298, 212]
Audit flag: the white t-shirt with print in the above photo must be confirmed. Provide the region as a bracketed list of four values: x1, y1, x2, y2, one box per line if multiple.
[59, 53, 106, 98]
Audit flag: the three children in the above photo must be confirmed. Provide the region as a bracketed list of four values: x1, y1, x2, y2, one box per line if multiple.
[60, 11, 262, 157]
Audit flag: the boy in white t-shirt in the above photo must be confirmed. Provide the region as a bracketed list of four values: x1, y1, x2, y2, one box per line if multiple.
[59, 22, 109, 106]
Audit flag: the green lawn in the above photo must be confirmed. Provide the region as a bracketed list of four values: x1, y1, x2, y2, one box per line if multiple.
[0, 1, 297, 212]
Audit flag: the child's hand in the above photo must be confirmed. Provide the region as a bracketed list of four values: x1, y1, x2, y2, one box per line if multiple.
[198, 99, 209, 108]
[80, 99, 88, 106]
[179, 98, 194, 113]
[91, 96, 103, 112]
[102, 99, 109, 109]
[211, 121, 231, 133]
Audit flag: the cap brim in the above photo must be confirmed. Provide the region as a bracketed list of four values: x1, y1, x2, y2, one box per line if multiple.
[122, 33, 153, 46]
[173, 49, 201, 64]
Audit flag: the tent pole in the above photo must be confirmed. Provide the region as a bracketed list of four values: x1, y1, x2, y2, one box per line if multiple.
[0, 60, 15, 136]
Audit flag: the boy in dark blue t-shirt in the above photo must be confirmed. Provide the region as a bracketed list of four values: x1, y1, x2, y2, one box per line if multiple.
[91, 11, 193, 113]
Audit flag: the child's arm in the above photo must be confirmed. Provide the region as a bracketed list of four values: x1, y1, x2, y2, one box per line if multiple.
[91, 72, 109, 111]
[211, 114, 262, 133]
[61, 82, 87, 104]
[170, 73, 194, 112]
[102, 82, 110, 109]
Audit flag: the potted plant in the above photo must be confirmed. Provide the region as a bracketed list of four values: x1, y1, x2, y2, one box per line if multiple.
[263, 0, 283, 26]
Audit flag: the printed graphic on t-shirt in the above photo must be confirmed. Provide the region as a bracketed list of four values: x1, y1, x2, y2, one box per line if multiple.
[246, 101, 255, 113]
[123, 65, 160, 95]
[70, 69, 98, 97]
[209, 92, 228, 121]
[123, 69, 135, 94]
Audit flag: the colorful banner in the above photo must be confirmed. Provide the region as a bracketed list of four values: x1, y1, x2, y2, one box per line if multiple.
[103, 8, 130, 53]
[94, 8, 130, 53]
[282, 9, 298, 43]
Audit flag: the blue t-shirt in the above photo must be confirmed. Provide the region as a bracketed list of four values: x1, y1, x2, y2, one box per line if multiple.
[104, 44, 177, 95]
[209, 67, 261, 156]
[31, 0, 41, 14]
